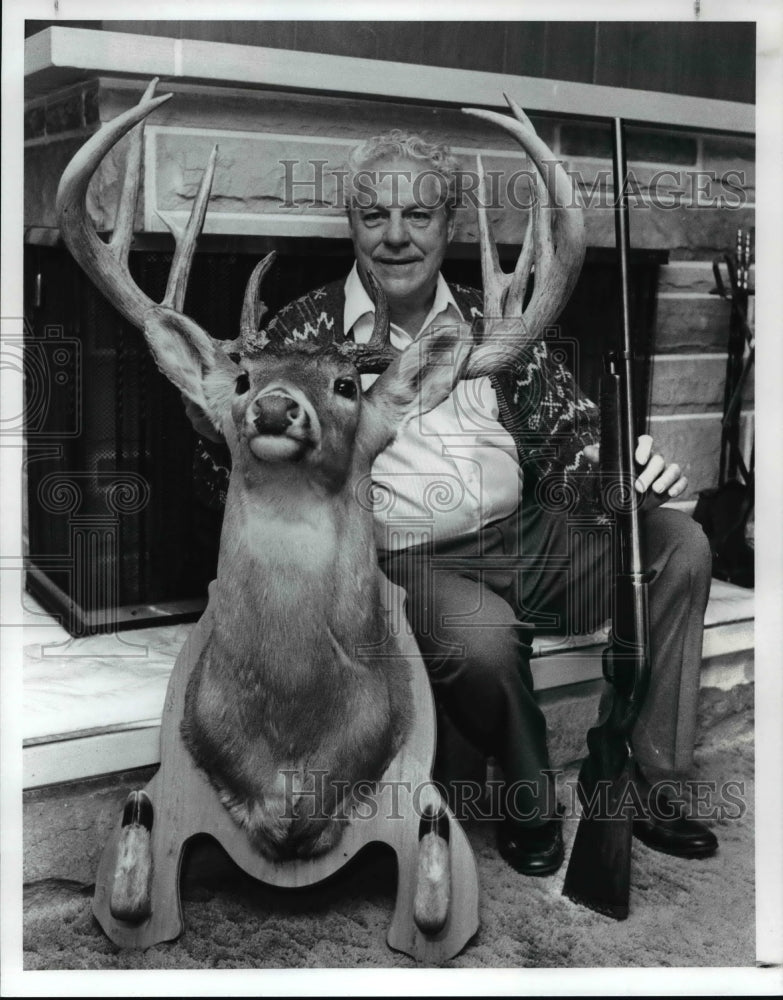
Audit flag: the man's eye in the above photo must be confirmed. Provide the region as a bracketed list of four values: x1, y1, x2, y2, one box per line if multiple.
[362, 211, 383, 226]
[408, 211, 431, 225]
[334, 377, 358, 399]
[235, 372, 250, 395]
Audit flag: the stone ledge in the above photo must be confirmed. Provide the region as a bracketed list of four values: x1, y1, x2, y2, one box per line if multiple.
[23, 614, 753, 791]
[22, 669, 754, 887]
[25, 26, 754, 133]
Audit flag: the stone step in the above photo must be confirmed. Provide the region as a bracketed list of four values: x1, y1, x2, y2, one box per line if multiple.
[22, 579, 753, 790]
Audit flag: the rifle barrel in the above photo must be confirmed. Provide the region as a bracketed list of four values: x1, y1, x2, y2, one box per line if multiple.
[611, 118, 644, 579]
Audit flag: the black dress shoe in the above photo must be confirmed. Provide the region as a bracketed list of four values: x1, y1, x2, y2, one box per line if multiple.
[497, 809, 565, 877]
[632, 771, 718, 859]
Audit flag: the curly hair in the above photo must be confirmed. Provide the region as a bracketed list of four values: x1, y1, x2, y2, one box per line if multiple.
[344, 128, 461, 216]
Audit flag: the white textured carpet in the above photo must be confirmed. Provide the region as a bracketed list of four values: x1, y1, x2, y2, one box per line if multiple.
[23, 703, 754, 973]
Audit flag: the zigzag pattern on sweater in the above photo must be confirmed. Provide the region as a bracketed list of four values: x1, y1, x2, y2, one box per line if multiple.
[193, 279, 602, 509]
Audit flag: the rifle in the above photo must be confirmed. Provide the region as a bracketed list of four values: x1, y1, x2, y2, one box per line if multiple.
[562, 118, 652, 919]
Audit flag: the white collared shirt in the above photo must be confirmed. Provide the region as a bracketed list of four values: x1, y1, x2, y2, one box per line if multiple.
[344, 265, 520, 550]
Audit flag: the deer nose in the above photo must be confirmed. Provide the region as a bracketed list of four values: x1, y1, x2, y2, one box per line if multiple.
[253, 392, 309, 435]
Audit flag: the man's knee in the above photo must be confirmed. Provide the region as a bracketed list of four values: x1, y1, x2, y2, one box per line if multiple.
[645, 508, 712, 590]
[428, 619, 525, 676]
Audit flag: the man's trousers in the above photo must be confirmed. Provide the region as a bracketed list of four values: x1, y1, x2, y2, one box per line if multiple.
[379, 503, 712, 826]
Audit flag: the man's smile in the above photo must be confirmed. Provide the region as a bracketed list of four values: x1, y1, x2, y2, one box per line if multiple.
[374, 257, 424, 266]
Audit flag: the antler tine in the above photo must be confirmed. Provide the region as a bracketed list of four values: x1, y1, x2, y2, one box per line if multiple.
[110, 78, 159, 262]
[363, 270, 391, 350]
[475, 155, 504, 318]
[56, 85, 174, 330]
[503, 178, 537, 318]
[502, 91, 534, 131]
[351, 270, 398, 374]
[460, 97, 586, 376]
[240, 251, 278, 350]
[158, 144, 219, 311]
[463, 101, 579, 217]
[476, 151, 537, 321]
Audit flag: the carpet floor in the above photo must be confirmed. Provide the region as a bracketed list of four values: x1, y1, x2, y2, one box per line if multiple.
[23, 705, 755, 972]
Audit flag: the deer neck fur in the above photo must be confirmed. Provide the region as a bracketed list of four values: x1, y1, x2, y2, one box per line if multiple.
[208, 454, 383, 684]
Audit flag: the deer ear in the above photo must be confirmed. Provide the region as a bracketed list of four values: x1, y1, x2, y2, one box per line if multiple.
[361, 324, 473, 456]
[144, 305, 240, 434]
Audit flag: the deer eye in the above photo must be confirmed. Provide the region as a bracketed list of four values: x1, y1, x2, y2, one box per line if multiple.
[235, 372, 250, 395]
[333, 377, 358, 400]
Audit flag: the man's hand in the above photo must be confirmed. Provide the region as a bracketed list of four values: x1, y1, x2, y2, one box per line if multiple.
[583, 434, 688, 509]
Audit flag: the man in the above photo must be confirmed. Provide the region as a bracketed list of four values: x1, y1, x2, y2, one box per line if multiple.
[199, 128, 717, 876]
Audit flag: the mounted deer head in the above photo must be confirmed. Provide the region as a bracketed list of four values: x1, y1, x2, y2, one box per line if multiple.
[55, 79, 473, 861]
[55, 80, 585, 867]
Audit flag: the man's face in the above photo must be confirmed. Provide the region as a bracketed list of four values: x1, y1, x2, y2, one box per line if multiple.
[347, 156, 455, 312]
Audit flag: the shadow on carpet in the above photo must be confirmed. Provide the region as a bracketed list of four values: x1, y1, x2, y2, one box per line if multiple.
[23, 706, 754, 970]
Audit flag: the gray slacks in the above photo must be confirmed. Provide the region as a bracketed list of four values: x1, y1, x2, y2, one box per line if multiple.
[380, 503, 712, 824]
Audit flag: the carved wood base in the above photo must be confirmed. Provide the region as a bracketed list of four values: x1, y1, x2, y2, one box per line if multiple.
[92, 579, 480, 963]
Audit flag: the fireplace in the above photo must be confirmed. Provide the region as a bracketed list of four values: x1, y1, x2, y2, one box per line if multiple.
[23, 238, 666, 635]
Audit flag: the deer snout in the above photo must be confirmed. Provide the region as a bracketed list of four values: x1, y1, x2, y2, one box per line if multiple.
[246, 387, 320, 463]
[253, 392, 310, 436]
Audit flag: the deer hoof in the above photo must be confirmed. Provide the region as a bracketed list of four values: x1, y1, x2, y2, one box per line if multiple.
[413, 805, 451, 936]
[109, 791, 154, 923]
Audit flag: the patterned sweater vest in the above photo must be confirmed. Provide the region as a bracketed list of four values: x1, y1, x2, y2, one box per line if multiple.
[193, 279, 602, 511]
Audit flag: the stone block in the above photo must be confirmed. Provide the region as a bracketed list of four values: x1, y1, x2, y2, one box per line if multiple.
[658, 262, 717, 294]
[649, 354, 754, 415]
[700, 134, 755, 193]
[23, 78, 755, 255]
[589, 204, 755, 259]
[24, 105, 46, 141]
[24, 138, 90, 230]
[44, 91, 85, 136]
[83, 81, 100, 127]
[99, 80, 523, 152]
[647, 414, 724, 497]
[655, 294, 734, 353]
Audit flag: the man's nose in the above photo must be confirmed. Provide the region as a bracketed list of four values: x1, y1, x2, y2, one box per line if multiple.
[383, 213, 410, 247]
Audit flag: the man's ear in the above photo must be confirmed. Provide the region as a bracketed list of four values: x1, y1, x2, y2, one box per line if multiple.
[144, 305, 241, 437]
[446, 212, 456, 243]
[360, 324, 473, 458]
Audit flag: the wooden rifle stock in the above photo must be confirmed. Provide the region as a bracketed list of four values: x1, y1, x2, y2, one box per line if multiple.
[562, 118, 652, 919]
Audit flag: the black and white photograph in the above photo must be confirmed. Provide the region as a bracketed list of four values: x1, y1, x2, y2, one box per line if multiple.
[2, 0, 781, 994]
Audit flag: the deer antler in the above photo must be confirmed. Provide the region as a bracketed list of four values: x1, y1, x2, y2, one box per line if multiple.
[56, 78, 221, 349]
[346, 271, 397, 374]
[461, 94, 586, 376]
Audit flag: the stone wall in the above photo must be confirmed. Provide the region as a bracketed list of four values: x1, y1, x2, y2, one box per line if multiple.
[24, 77, 754, 497]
